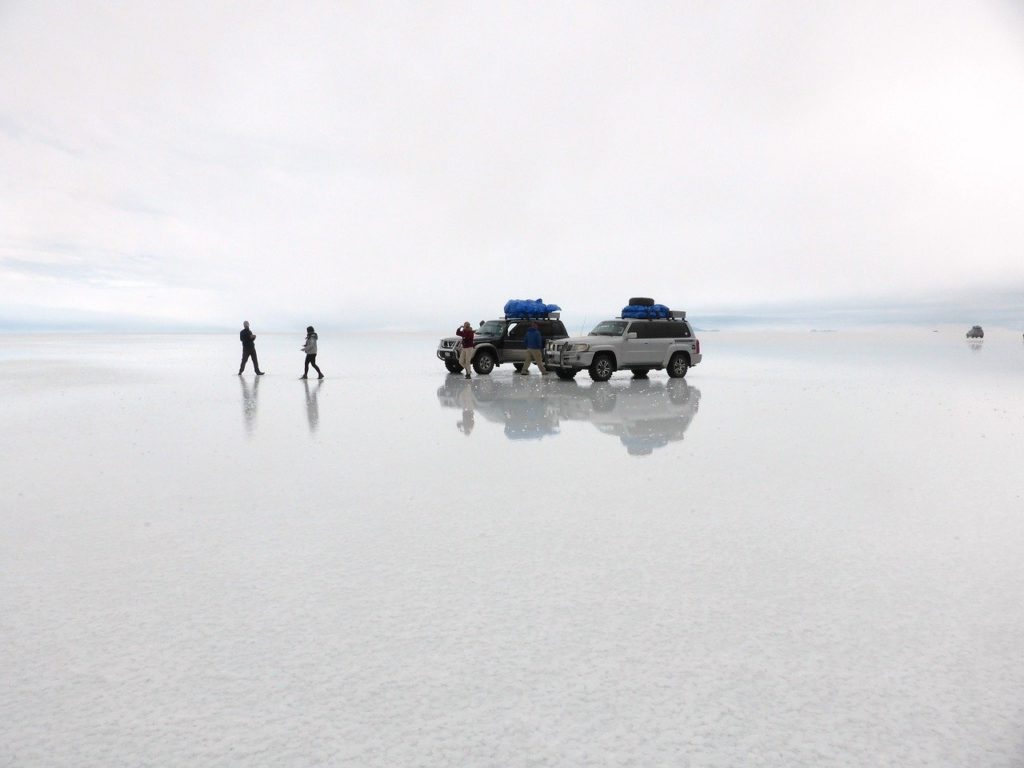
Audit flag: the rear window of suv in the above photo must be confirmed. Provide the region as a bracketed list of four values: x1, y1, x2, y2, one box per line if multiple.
[627, 321, 691, 339]
[657, 321, 691, 338]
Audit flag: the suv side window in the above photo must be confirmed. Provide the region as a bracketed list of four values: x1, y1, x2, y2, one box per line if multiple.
[653, 322, 690, 339]
[506, 322, 527, 340]
[631, 322, 658, 340]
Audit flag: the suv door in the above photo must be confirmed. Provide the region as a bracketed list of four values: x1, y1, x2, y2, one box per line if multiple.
[621, 321, 655, 365]
[503, 320, 529, 364]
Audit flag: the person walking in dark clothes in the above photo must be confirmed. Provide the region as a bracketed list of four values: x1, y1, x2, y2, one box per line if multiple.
[301, 326, 324, 379]
[238, 321, 265, 375]
[520, 322, 548, 374]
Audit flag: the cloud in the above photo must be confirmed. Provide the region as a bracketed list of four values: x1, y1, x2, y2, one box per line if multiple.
[1, 1, 1023, 330]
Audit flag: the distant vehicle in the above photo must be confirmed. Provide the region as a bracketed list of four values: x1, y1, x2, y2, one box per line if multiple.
[436, 314, 569, 375]
[966, 326, 984, 339]
[543, 302, 702, 381]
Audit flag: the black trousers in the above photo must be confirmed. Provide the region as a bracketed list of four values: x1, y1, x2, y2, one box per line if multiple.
[239, 348, 261, 373]
[304, 354, 323, 377]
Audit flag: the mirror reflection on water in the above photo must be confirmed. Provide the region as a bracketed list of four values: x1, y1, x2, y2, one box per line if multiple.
[437, 375, 700, 455]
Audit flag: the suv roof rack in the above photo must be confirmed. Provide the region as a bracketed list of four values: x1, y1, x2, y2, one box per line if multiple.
[504, 312, 560, 320]
[615, 311, 687, 320]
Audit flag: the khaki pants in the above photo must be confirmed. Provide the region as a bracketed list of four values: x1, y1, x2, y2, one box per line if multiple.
[459, 346, 475, 374]
[521, 349, 546, 374]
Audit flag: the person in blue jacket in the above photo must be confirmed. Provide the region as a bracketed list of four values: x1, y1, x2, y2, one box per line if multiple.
[519, 322, 548, 375]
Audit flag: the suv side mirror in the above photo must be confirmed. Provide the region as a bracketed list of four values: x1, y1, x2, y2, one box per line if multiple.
[626, 332, 638, 340]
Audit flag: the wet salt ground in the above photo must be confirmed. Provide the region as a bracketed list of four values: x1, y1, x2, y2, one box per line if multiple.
[1, 330, 1023, 767]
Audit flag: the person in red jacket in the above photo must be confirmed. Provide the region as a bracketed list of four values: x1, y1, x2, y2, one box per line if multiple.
[455, 321, 475, 379]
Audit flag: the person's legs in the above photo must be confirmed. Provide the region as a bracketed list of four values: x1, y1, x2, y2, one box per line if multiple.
[520, 353, 532, 374]
[310, 354, 323, 377]
[303, 354, 311, 378]
[239, 349, 251, 373]
[460, 347, 474, 377]
[252, 351, 264, 374]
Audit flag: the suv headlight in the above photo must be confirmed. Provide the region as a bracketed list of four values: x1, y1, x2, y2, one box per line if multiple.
[573, 343, 590, 352]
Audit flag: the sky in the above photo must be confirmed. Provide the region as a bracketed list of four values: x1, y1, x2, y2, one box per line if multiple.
[1, 0, 1023, 331]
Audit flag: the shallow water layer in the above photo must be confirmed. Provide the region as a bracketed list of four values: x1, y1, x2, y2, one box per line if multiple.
[1, 330, 1022, 767]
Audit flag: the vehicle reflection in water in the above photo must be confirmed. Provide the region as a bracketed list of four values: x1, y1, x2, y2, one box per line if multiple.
[240, 374, 260, 435]
[967, 339, 984, 352]
[437, 375, 701, 455]
[304, 378, 322, 434]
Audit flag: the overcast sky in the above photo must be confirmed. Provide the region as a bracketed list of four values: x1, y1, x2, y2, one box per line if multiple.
[2, 0, 1023, 331]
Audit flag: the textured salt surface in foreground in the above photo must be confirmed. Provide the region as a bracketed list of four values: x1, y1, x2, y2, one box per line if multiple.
[1, 331, 1022, 766]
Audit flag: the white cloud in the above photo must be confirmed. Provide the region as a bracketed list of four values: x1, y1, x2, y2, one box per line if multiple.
[2, 0, 1023, 329]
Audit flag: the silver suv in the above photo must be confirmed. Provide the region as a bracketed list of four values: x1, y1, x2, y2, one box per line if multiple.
[544, 311, 701, 381]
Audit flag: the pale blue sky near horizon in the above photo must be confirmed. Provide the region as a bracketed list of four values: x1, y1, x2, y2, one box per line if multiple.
[1, 0, 1023, 332]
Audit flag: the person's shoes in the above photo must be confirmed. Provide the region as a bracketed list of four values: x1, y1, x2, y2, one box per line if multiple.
[300, 375, 307, 379]
[541, 370, 550, 375]
[318, 375, 324, 379]
[465, 373, 471, 379]
[237, 371, 243, 376]
[518, 372, 529, 375]
[256, 371, 265, 375]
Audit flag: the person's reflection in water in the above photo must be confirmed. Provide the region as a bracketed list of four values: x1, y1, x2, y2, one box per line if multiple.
[456, 379, 475, 435]
[240, 373, 260, 435]
[304, 378, 322, 433]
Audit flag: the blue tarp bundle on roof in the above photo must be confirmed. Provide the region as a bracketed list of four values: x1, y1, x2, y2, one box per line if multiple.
[622, 303, 670, 319]
[504, 298, 561, 318]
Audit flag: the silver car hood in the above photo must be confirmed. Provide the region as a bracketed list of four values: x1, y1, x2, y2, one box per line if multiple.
[556, 335, 615, 346]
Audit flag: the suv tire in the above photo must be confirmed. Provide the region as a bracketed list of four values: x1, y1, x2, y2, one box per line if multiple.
[667, 353, 689, 378]
[588, 354, 615, 382]
[472, 349, 496, 375]
[628, 297, 655, 306]
[444, 359, 463, 374]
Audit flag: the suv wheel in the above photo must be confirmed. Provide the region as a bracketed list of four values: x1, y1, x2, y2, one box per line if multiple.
[628, 297, 655, 306]
[444, 359, 463, 374]
[631, 368, 650, 378]
[667, 353, 689, 378]
[588, 354, 615, 382]
[555, 369, 578, 380]
[472, 350, 496, 376]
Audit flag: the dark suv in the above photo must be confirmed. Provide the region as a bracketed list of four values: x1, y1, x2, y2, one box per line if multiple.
[436, 316, 569, 375]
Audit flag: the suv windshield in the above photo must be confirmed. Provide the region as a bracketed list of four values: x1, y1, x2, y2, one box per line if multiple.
[590, 321, 628, 337]
[477, 321, 504, 337]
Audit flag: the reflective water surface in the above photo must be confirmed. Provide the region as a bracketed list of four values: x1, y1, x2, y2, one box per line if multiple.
[437, 375, 701, 455]
[1, 330, 1022, 766]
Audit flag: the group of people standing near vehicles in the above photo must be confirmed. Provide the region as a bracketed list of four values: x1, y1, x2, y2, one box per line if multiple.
[238, 321, 324, 379]
[455, 319, 548, 379]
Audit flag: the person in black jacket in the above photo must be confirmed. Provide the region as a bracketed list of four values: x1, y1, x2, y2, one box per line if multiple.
[238, 321, 265, 375]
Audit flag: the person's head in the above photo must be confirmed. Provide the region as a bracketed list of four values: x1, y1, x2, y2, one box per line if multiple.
[243, 320, 250, 329]
[530, 322, 538, 329]
[306, 325, 314, 334]
[463, 321, 471, 329]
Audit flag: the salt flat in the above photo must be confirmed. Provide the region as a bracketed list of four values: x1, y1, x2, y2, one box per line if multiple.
[1, 330, 1022, 767]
